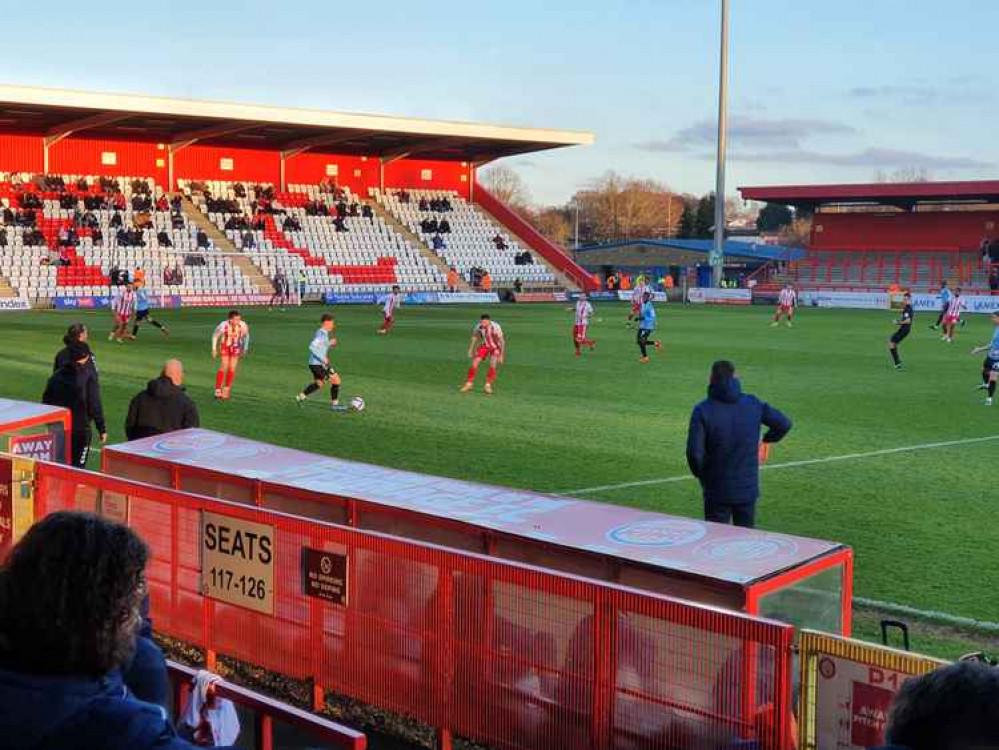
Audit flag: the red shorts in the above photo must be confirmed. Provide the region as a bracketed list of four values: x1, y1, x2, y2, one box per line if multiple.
[943, 315, 960, 327]
[573, 324, 588, 342]
[114, 314, 129, 326]
[219, 344, 243, 358]
[630, 303, 641, 315]
[778, 304, 793, 313]
[475, 345, 498, 360]
[383, 315, 393, 324]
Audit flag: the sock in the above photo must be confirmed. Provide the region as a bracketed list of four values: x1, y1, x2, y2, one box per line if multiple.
[990, 382, 997, 398]
[215, 369, 225, 390]
[574, 341, 581, 355]
[151, 320, 163, 329]
[131, 324, 139, 336]
[486, 367, 497, 384]
[467, 365, 478, 382]
[890, 347, 900, 366]
[224, 370, 235, 389]
[303, 383, 319, 396]
[330, 384, 341, 401]
[984, 369, 991, 385]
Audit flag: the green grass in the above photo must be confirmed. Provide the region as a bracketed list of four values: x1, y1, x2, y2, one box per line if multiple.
[2, 302, 995, 637]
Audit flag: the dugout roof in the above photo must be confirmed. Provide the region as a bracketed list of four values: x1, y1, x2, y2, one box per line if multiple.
[0, 84, 593, 161]
[740, 180, 999, 211]
[0, 397, 68, 425]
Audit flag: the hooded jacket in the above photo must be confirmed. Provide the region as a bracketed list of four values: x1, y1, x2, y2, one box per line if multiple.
[0, 668, 228, 750]
[686, 377, 791, 506]
[42, 362, 106, 435]
[125, 377, 199, 441]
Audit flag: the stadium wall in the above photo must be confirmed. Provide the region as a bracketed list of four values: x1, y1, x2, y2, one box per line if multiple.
[284, 152, 380, 194]
[50, 136, 168, 180]
[0, 132, 43, 173]
[811, 211, 999, 252]
[172, 143, 282, 185]
[384, 157, 471, 199]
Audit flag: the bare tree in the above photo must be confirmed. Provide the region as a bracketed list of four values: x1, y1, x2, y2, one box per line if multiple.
[479, 165, 531, 211]
[777, 216, 812, 248]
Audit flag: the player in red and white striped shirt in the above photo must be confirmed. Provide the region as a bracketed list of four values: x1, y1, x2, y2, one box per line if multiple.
[573, 294, 596, 357]
[211, 310, 251, 400]
[628, 277, 648, 327]
[109, 283, 137, 343]
[941, 288, 965, 342]
[377, 285, 403, 335]
[461, 315, 505, 394]
[771, 284, 797, 327]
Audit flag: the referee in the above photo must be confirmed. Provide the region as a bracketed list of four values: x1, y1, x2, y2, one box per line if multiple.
[888, 292, 913, 370]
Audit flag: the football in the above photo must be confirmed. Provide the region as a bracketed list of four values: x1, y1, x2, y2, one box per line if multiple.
[350, 396, 365, 412]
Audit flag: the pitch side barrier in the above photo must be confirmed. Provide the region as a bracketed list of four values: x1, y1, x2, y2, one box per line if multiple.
[29, 460, 795, 750]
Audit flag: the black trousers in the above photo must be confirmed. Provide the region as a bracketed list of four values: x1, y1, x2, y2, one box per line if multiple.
[935, 301, 948, 326]
[704, 501, 756, 529]
[70, 430, 92, 468]
[637, 328, 655, 357]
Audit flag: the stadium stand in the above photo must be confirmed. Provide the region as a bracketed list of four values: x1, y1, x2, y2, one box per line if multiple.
[0, 173, 258, 301]
[373, 188, 558, 287]
[777, 250, 991, 292]
[180, 179, 446, 297]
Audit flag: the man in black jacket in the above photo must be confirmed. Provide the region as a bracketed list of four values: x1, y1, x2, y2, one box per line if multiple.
[686, 360, 792, 528]
[42, 342, 107, 467]
[124, 360, 199, 441]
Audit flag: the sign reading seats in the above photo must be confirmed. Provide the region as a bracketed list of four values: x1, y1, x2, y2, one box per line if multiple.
[201, 512, 275, 614]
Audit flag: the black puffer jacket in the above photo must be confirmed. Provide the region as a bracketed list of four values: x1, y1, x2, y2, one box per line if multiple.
[42, 363, 106, 435]
[125, 377, 199, 440]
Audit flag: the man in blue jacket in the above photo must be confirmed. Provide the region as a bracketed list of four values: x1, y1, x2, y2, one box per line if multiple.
[686, 360, 792, 528]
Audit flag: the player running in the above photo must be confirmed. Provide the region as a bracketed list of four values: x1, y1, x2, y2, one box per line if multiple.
[461, 314, 505, 395]
[109, 283, 137, 343]
[269, 270, 289, 311]
[211, 310, 250, 400]
[940, 288, 965, 342]
[296, 314, 345, 409]
[637, 291, 662, 363]
[771, 283, 797, 327]
[971, 312, 999, 406]
[887, 292, 913, 370]
[573, 293, 596, 357]
[627, 275, 649, 328]
[378, 285, 404, 335]
[929, 280, 952, 331]
[131, 283, 169, 339]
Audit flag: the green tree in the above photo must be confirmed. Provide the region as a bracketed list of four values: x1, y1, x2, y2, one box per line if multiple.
[677, 204, 695, 239]
[756, 203, 794, 232]
[694, 194, 715, 239]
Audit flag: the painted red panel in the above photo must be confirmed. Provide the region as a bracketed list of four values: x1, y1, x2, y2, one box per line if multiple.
[0, 133, 44, 174]
[742, 181, 999, 204]
[811, 211, 999, 252]
[284, 152, 380, 196]
[173, 145, 280, 187]
[384, 158, 471, 199]
[49, 137, 168, 180]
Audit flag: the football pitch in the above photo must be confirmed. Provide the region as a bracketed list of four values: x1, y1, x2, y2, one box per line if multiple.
[1, 301, 995, 638]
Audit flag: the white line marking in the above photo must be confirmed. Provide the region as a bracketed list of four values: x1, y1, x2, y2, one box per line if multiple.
[854, 597, 999, 634]
[565, 434, 999, 495]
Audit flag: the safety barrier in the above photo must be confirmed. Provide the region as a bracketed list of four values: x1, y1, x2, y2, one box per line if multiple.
[167, 660, 366, 750]
[797, 630, 946, 750]
[32, 461, 796, 750]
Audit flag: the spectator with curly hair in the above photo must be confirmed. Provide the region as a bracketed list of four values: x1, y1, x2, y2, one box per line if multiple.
[0, 512, 235, 749]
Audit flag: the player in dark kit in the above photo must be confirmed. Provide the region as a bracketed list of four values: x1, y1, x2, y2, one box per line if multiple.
[888, 292, 913, 370]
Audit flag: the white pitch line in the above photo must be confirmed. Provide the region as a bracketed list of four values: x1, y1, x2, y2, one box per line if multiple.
[854, 597, 999, 634]
[565, 434, 999, 495]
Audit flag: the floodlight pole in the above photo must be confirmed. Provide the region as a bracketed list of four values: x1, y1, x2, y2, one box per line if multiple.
[711, 0, 730, 287]
[574, 198, 580, 249]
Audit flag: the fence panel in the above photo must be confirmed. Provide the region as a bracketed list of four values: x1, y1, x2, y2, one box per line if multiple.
[33, 462, 796, 750]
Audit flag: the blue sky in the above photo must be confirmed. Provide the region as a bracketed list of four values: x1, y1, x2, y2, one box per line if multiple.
[4, 0, 996, 204]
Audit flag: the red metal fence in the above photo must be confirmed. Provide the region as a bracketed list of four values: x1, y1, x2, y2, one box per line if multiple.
[34, 462, 796, 750]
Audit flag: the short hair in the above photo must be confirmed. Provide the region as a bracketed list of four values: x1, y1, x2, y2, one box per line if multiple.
[903, 292, 912, 298]
[392, 285, 400, 291]
[227, 309, 240, 319]
[886, 661, 999, 749]
[63, 322, 87, 346]
[0, 512, 149, 677]
[480, 314, 491, 321]
[710, 360, 736, 383]
[320, 313, 333, 323]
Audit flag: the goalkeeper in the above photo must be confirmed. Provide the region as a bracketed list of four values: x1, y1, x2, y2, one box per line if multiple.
[296, 314, 343, 409]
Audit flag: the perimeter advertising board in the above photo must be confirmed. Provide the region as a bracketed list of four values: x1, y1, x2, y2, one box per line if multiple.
[686, 288, 752, 305]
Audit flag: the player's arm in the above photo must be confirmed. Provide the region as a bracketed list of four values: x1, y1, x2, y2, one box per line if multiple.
[211, 326, 221, 358]
[241, 327, 250, 355]
[468, 334, 478, 358]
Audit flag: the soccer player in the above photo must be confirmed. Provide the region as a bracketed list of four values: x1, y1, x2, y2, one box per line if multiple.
[211, 310, 250, 400]
[971, 312, 999, 406]
[573, 293, 596, 357]
[131, 283, 169, 339]
[627, 275, 648, 327]
[771, 283, 797, 327]
[941, 287, 965, 342]
[296, 314, 344, 408]
[888, 292, 913, 370]
[461, 314, 505, 394]
[636, 291, 662, 363]
[378, 285, 404, 335]
[930, 280, 952, 330]
[109, 283, 137, 343]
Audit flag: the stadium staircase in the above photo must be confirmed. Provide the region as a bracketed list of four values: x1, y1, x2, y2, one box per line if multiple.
[0, 276, 16, 297]
[369, 200, 472, 291]
[179, 195, 274, 295]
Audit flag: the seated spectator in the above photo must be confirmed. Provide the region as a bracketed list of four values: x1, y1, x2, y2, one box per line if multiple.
[336, 200, 348, 217]
[130, 178, 147, 194]
[0, 511, 227, 749]
[91, 228, 103, 246]
[432, 234, 445, 250]
[59, 193, 76, 210]
[135, 212, 152, 230]
[1, 207, 13, 225]
[282, 215, 301, 232]
[398, 190, 410, 204]
[0, 228, 6, 247]
[333, 215, 347, 233]
[75, 176, 88, 191]
[241, 231, 255, 249]
[196, 230, 209, 249]
[110, 211, 123, 228]
[112, 192, 127, 210]
[361, 204, 374, 220]
[163, 266, 173, 285]
[418, 197, 429, 211]
[439, 218, 451, 234]
[233, 183, 246, 198]
[252, 214, 266, 231]
[157, 230, 172, 247]
[513, 278, 523, 293]
[442, 196, 452, 211]
[171, 212, 185, 230]
[20, 208, 36, 227]
[170, 194, 182, 212]
[349, 203, 359, 217]
[426, 217, 439, 234]
[81, 210, 98, 229]
[25, 228, 45, 245]
[155, 195, 169, 211]
[125, 360, 200, 440]
[173, 263, 184, 283]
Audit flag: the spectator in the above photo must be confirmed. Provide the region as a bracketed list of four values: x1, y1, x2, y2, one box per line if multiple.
[157, 230, 172, 247]
[125, 360, 200, 440]
[991, 266, 999, 292]
[196, 229, 209, 249]
[362, 204, 374, 220]
[171, 211, 185, 230]
[426, 217, 439, 234]
[432, 234, 445, 250]
[0, 511, 227, 750]
[241, 231, 255, 249]
[53, 323, 99, 380]
[513, 278, 523, 294]
[173, 263, 184, 284]
[446, 266, 459, 293]
[439, 218, 451, 234]
[0, 228, 6, 247]
[333, 215, 347, 232]
[42, 342, 107, 468]
[481, 271, 492, 293]
[110, 210, 123, 228]
[685, 360, 792, 529]
[1, 206, 13, 225]
[872, 661, 999, 750]
[419, 197, 429, 211]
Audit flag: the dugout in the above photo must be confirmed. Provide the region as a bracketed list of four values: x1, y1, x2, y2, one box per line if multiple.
[105, 428, 853, 634]
[0, 397, 70, 463]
